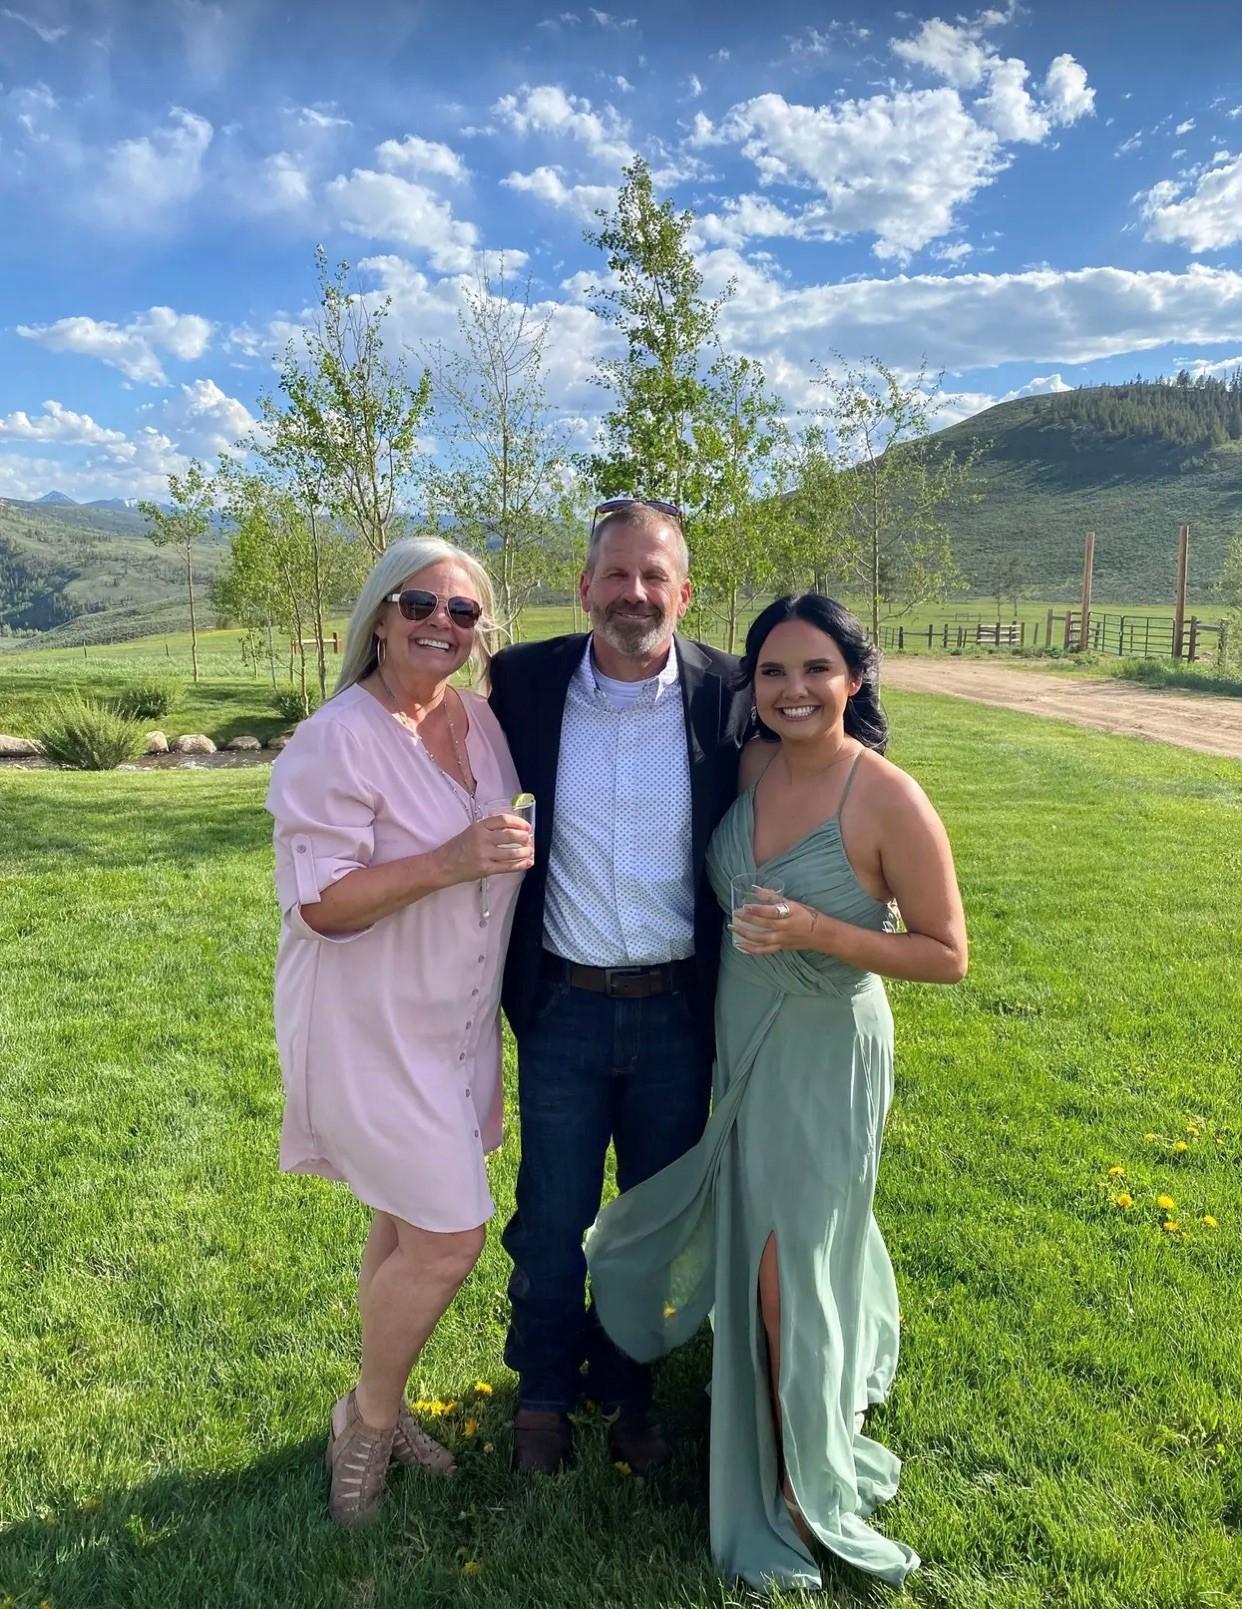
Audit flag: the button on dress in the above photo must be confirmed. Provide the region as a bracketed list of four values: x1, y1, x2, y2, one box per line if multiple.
[266, 682, 523, 1232]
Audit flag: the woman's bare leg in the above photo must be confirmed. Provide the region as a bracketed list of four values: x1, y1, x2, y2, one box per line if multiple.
[353, 1216, 485, 1429]
[758, 1233, 814, 1552]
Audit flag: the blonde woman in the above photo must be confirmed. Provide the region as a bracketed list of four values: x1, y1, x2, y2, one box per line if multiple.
[266, 536, 534, 1526]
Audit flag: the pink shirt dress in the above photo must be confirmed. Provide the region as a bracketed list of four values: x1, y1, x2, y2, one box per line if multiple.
[265, 682, 523, 1232]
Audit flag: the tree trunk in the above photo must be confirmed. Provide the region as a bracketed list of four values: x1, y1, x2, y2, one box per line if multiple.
[185, 541, 200, 683]
[726, 583, 738, 655]
[266, 620, 278, 689]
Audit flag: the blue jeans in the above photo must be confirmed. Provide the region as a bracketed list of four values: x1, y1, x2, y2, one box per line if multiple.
[502, 976, 713, 1415]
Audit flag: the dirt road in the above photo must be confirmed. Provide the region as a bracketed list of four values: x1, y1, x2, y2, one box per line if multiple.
[880, 658, 1242, 761]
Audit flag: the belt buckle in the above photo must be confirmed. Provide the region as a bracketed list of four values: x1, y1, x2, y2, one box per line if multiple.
[605, 965, 649, 999]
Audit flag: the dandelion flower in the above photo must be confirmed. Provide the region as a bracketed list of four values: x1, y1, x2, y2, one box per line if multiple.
[473, 1381, 493, 1397]
[1156, 1194, 1176, 1211]
[662, 1303, 677, 1319]
[462, 1561, 482, 1576]
[1201, 1215, 1218, 1228]
[1113, 1193, 1134, 1209]
[482, 1442, 495, 1455]
[1186, 1123, 1200, 1136]
[1144, 1132, 1159, 1143]
[464, 1419, 478, 1437]
[1172, 1140, 1189, 1153]
[614, 1460, 632, 1475]
[1162, 1220, 1181, 1234]
[1108, 1165, 1126, 1178]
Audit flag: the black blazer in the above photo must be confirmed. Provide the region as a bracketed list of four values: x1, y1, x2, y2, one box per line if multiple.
[489, 633, 752, 1039]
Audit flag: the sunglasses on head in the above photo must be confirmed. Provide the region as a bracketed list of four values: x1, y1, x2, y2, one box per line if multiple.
[385, 589, 482, 628]
[589, 496, 683, 542]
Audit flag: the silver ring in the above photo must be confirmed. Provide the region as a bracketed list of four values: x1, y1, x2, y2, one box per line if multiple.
[774, 901, 791, 920]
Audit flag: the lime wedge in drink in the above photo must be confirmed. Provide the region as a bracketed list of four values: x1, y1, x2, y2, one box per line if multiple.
[512, 791, 536, 809]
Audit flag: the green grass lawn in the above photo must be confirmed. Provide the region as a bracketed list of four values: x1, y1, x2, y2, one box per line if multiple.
[1, 694, 1240, 1607]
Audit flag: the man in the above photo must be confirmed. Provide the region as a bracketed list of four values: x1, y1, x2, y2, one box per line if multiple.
[489, 498, 752, 1475]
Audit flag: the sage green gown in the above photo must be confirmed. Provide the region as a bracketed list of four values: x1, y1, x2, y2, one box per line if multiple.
[586, 756, 919, 1591]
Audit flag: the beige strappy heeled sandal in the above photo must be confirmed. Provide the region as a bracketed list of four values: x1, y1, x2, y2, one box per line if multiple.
[325, 1390, 395, 1527]
[391, 1403, 457, 1475]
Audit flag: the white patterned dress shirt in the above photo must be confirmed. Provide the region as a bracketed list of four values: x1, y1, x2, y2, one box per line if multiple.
[542, 638, 695, 967]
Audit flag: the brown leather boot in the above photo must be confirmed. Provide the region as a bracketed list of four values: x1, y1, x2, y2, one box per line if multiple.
[608, 1412, 672, 1475]
[510, 1409, 575, 1474]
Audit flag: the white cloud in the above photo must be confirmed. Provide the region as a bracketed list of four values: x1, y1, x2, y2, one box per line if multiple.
[1228, 106, 1242, 120]
[1174, 118, 1196, 136]
[588, 9, 637, 27]
[705, 256, 1242, 378]
[325, 170, 479, 270]
[1178, 352, 1242, 381]
[975, 57, 1050, 142]
[1115, 131, 1142, 156]
[298, 104, 351, 130]
[492, 84, 633, 167]
[97, 106, 213, 226]
[0, 401, 126, 446]
[711, 48, 729, 63]
[357, 253, 612, 416]
[375, 134, 468, 182]
[891, 16, 991, 87]
[253, 151, 312, 211]
[17, 306, 212, 385]
[1041, 53, 1094, 124]
[149, 377, 257, 459]
[536, 11, 580, 27]
[685, 73, 703, 100]
[1140, 153, 1242, 252]
[502, 164, 615, 222]
[891, 14, 1093, 138]
[1, 7, 67, 43]
[715, 88, 1004, 260]
[610, 75, 634, 93]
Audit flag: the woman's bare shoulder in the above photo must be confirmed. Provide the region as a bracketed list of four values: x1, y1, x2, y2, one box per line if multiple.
[738, 737, 777, 791]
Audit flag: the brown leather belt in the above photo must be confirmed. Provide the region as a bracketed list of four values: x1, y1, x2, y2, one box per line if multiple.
[540, 950, 695, 1001]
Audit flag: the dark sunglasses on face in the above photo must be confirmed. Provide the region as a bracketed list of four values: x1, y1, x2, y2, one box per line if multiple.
[385, 589, 482, 627]
[589, 496, 683, 542]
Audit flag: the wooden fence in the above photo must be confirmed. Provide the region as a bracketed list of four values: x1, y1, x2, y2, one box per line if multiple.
[875, 612, 1229, 661]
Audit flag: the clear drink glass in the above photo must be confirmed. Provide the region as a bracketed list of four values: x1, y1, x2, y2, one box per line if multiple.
[477, 794, 536, 920]
[729, 874, 786, 951]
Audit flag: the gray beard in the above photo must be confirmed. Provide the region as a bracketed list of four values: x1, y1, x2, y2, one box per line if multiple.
[593, 608, 672, 659]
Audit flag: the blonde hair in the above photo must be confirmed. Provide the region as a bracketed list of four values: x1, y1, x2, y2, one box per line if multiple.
[335, 536, 499, 695]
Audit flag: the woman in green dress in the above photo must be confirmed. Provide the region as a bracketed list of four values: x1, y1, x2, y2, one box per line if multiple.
[587, 593, 967, 1592]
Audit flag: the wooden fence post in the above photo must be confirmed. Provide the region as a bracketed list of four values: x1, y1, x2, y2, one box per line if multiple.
[898, 626, 905, 651]
[1078, 531, 1095, 651]
[1045, 607, 1054, 646]
[1188, 617, 1199, 663]
[1173, 525, 1189, 658]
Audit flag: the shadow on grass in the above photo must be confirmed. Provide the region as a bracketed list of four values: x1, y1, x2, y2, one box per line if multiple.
[0, 1382, 735, 1609]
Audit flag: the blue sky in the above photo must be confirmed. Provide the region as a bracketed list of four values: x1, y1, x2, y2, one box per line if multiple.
[2, 0, 1241, 501]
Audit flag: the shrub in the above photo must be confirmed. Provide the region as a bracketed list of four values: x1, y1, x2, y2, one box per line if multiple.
[274, 685, 322, 722]
[37, 694, 147, 770]
[112, 679, 182, 721]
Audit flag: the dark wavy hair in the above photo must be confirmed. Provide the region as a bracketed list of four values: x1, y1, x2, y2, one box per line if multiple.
[741, 593, 888, 754]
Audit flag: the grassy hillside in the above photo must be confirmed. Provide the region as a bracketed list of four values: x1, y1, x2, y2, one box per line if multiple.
[0, 496, 227, 639]
[934, 389, 1242, 603]
[4, 380, 1241, 648]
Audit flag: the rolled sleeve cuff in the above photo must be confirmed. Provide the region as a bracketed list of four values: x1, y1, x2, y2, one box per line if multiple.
[283, 832, 373, 944]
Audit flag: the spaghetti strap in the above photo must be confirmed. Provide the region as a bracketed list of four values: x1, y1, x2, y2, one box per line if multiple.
[833, 750, 865, 818]
[749, 744, 781, 793]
